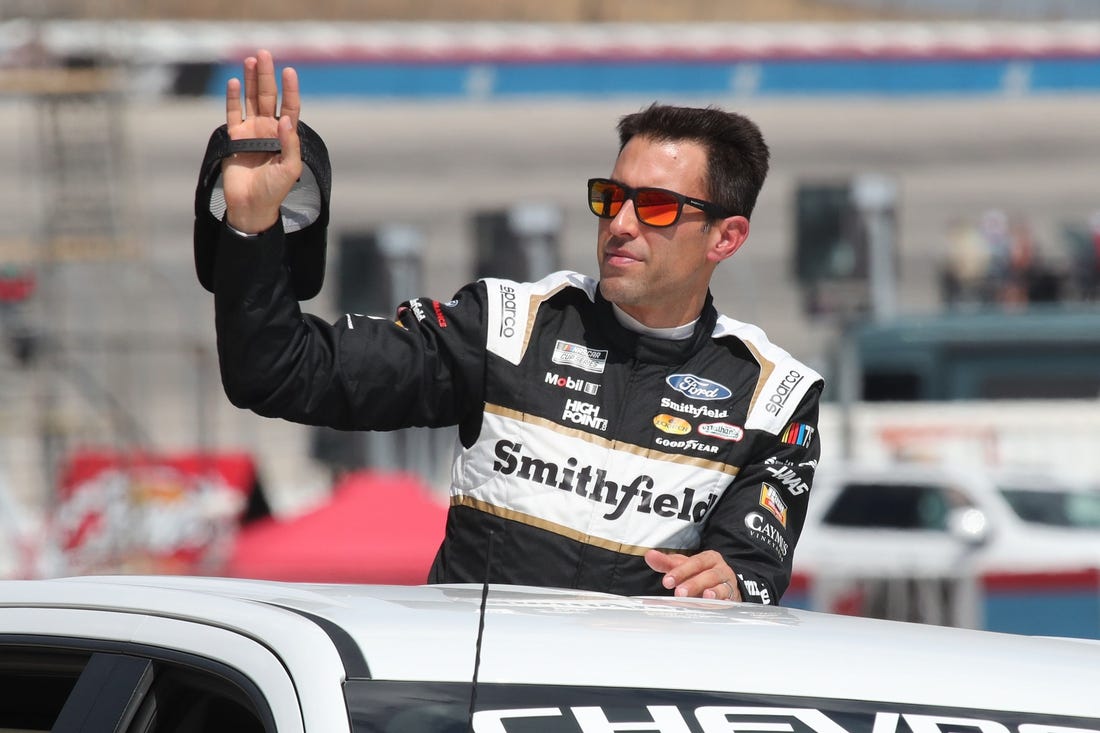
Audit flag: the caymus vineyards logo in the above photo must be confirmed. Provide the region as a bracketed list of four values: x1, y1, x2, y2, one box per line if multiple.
[492, 440, 717, 523]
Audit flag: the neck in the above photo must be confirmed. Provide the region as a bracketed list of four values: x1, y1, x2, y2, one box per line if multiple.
[612, 304, 697, 340]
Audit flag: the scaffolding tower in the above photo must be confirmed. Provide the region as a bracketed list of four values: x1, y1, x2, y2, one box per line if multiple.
[0, 58, 145, 509]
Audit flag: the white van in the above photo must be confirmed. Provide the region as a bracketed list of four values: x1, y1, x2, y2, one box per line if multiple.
[790, 461, 1100, 632]
[795, 461, 1100, 577]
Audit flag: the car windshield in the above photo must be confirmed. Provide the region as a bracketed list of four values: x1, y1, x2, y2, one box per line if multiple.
[998, 486, 1100, 528]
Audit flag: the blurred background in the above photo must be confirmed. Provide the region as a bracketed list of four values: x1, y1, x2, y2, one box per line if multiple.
[1, 1, 1099, 634]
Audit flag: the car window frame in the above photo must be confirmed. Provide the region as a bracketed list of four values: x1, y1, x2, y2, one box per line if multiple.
[0, 635, 276, 733]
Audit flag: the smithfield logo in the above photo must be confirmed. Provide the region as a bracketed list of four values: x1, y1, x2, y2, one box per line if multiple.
[666, 373, 732, 401]
[653, 414, 692, 435]
[493, 439, 717, 523]
[552, 340, 607, 374]
[698, 421, 744, 442]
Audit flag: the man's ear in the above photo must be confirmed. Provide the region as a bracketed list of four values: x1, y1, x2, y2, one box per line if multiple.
[708, 215, 750, 264]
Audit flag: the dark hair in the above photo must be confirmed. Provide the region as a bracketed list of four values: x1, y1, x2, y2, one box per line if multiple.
[617, 103, 770, 220]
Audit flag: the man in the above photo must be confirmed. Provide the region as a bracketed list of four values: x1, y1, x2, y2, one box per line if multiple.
[211, 50, 822, 604]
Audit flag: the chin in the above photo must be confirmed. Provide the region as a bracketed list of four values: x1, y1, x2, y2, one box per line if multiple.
[598, 279, 640, 308]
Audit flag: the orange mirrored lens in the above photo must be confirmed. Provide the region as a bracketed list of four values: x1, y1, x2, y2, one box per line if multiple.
[590, 181, 625, 217]
[635, 189, 680, 226]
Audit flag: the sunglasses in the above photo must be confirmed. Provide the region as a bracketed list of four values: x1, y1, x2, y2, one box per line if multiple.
[587, 178, 731, 228]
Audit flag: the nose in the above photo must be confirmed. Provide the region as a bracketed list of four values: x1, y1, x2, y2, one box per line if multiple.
[608, 198, 639, 238]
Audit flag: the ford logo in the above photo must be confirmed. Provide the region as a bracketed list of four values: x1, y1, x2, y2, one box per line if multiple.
[666, 373, 732, 401]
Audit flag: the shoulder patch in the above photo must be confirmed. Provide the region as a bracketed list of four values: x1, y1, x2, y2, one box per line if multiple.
[483, 271, 594, 365]
[713, 315, 823, 434]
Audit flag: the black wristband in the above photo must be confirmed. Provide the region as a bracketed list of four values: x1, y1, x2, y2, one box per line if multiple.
[227, 138, 282, 154]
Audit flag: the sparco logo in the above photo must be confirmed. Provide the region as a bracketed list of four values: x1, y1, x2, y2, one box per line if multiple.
[666, 373, 732, 401]
[493, 440, 717, 522]
[544, 372, 599, 395]
[745, 511, 789, 559]
[562, 399, 608, 431]
[765, 369, 805, 415]
[498, 284, 517, 338]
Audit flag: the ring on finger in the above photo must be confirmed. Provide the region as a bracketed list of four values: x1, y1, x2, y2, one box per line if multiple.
[721, 580, 737, 602]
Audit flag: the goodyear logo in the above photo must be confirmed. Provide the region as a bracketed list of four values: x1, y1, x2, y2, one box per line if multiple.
[653, 414, 692, 435]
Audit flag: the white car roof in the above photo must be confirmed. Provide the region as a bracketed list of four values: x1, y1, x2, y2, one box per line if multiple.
[3, 575, 1100, 717]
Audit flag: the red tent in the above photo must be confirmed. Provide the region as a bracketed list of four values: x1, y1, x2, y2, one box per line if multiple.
[223, 471, 448, 584]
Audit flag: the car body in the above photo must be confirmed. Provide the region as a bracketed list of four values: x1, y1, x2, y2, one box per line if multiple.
[793, 461, 1100, 578]
[2, 575, 1100, 731]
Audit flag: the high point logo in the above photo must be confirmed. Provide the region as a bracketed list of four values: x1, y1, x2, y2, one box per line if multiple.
[492, 439, 717, 523]
[666, 373, 732, 401]
[562, 399, 608, 432]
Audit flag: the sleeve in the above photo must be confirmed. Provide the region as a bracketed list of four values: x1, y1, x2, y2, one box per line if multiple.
[700, 384, 823, 605]
[212, 219, 487, 431]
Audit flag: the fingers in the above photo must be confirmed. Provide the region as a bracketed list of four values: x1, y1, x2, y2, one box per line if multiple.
[225, 77, 242, 129]
[278, 113, 302, 174]
[705, 580, 741, 602]
[649, 549, 740, 601]
[255, 49, 279, 119]
[233, 51, 298, 129]
[242, 54, 258, 120]
[643, 548, 681, 574]
[279, 66, 301, 127]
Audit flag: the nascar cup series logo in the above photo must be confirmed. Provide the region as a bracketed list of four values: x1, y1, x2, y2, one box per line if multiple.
[666, 373, 732, 401]
[552, 340, 607, 374]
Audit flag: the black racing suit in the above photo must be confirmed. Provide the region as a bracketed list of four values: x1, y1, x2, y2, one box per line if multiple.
[213, 221, 824, 603]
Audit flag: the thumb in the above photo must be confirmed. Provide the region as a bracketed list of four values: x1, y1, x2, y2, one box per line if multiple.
[278, 114, 302, 175]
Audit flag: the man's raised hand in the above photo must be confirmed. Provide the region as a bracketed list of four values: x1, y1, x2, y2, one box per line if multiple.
[221, 49, 303, 234]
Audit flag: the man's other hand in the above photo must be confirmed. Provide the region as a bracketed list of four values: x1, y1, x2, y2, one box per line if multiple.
[644, 548, 741, 601]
